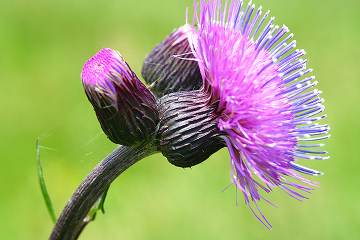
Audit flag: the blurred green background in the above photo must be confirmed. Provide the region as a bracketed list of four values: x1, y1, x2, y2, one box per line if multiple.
[0, 0, 359, 239]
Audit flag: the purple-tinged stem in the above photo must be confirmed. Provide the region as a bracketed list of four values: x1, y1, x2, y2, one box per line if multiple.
[50, 142, 156, 240]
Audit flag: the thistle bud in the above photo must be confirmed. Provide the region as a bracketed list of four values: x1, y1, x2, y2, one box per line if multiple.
[142, 25, 202, 96]
[82, 48, 158, 146]
[157, 91, 225, 168]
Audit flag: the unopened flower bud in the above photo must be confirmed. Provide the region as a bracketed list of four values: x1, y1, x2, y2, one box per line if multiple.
[82, 48, 158, 146]
[142, 25, 202, 96]
[157, 91, 225, 168]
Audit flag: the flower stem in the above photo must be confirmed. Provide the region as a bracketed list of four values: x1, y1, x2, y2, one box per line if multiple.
[49, 142, 156, 240]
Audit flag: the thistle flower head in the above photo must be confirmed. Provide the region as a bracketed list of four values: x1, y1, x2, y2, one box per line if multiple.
[82, 48, 158, 146]
[80, 0, 330, 229]
[183, 0, 330, 227]
[142, 25, 202, 96]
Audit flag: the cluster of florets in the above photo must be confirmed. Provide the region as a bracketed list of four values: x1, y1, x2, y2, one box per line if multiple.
[81, 0, 329, 228]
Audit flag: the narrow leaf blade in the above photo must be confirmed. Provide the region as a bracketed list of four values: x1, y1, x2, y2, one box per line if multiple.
[36, 139, 57, 223]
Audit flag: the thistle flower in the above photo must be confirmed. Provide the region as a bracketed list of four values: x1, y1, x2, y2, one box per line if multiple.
[82, 48, 158, 146]
[177, 0, 329, 227]
[142, 25, 202, 96]
[53, 1, 330, 237]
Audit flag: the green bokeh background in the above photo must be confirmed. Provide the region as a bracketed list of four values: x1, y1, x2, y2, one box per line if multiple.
[1, 0, 359, 239]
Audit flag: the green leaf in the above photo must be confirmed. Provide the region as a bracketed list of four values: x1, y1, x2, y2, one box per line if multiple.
[84, 186, 109, 225]
[98, 186, 109, 214]
[36, 138, 57, 223]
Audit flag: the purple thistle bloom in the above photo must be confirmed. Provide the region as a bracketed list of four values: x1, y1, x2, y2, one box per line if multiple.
[78, 0, 330, 231]
[82, 48, 158, 146]
[184, 0, 330, 227]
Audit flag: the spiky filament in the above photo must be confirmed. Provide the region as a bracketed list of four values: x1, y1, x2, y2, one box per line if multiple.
[188, 0, 329, 227]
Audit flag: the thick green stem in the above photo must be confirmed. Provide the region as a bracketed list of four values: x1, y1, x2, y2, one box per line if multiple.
[50, 142, 156, 240]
